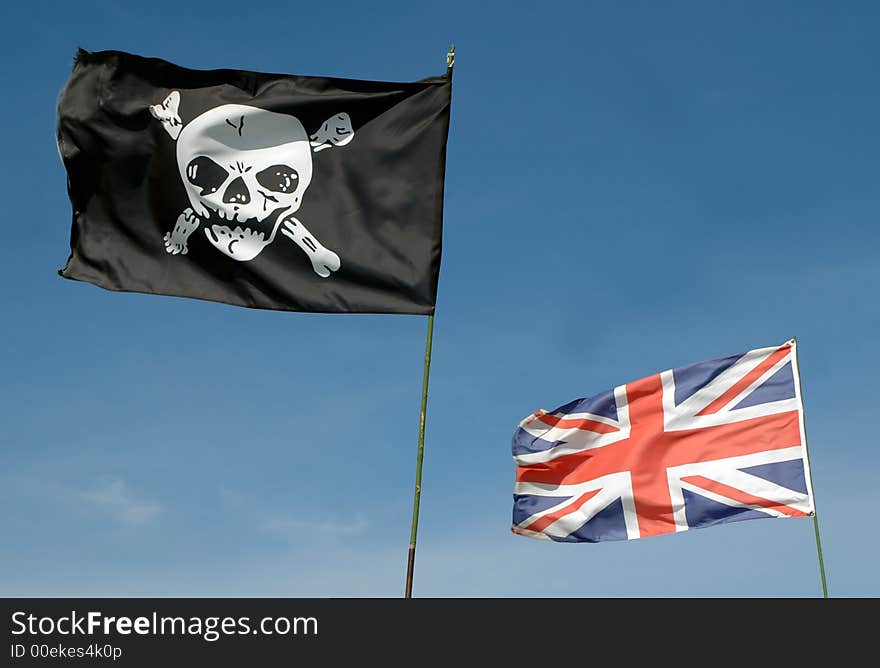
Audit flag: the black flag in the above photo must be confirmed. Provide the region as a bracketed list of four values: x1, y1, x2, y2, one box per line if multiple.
[56, 49, 452, 314]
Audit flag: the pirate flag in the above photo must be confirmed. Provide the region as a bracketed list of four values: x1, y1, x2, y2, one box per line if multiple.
[56, 49, 452, 314]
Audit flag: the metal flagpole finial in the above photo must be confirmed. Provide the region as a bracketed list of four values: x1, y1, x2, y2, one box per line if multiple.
[446, 44, 455, 69]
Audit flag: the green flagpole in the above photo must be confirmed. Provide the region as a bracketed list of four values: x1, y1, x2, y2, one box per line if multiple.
[812, 512, 829, 598]
[404, 45, 453, 600]
[793, 336, 829, 598]
[405, 314, 435, 598]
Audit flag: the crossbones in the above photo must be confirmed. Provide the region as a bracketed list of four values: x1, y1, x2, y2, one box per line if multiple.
[149, 92, 354, 277]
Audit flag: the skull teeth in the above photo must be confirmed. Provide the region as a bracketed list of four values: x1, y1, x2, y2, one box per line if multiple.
[211, 225, 265, 241]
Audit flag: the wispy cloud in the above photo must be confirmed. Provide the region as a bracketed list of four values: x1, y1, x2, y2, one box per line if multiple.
[219, 486, 370, 538]
[78, 478, 161, 527]
[260, 514, 370, 538]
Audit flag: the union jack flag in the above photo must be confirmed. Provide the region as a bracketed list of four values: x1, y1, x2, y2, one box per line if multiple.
[512, 340, 815, 542]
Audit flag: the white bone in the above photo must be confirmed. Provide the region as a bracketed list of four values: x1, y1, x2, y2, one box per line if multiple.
[309, 113, 355, 153]
[280, 216, 341, 278]
[150, 91, 183, 140]
[164, 207, 200, 255]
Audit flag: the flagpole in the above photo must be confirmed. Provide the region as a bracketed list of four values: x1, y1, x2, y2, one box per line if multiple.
[405, 314, 435, 598]
[403, 45, 453, 600]
[793, 336, 829, 598]
[811, 513, 829, 598]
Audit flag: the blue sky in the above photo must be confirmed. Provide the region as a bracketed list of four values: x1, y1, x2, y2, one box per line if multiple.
[1, 0, 878, 596]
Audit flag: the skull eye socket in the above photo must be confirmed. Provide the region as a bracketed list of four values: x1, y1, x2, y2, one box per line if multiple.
[256, 165, 299, 194]
[186, 157, 228, 196]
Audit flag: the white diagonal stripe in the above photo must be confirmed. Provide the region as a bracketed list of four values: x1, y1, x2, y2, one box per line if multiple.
[673, 345, 779, 417]
[709, 350, 793, 414]
[514, 385, 631, 465]
[515, 472, 639, 540]
[664, 397, 800, 431]
[667, 445, 814, 518]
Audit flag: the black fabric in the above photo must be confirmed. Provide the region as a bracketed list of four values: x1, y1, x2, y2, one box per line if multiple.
[56, 49, 452, 314]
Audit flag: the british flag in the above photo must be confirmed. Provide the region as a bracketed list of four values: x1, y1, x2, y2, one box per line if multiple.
[512, 340, 815, 542]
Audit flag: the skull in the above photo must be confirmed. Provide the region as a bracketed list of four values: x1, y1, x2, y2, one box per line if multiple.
[175, 104, 313, 261]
